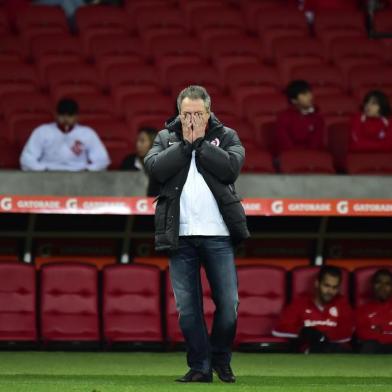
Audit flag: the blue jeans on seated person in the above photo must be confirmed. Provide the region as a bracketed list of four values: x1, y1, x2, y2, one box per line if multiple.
[169, 236, 238, 374]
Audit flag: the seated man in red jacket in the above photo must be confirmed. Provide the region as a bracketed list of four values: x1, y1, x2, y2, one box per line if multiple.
[349, 90, 392, 153]
[272, 266, 354, 353]
[276, 80, 326, 153]
[356, 268, 392, 354]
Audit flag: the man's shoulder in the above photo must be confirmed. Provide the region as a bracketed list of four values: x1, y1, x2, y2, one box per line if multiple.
[32, 122, 56, 133]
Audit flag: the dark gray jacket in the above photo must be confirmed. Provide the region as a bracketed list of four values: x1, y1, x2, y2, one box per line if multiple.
[144, 114, 250, 251]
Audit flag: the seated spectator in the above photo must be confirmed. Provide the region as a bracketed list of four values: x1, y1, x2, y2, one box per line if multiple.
[276, 80, 325, 153]
[356, 269, 392, 354]
[121, 127, 159, 196]
[272, 266, 354, 353]
[20, 98, 110, 171]
[349, 90, 392, 152]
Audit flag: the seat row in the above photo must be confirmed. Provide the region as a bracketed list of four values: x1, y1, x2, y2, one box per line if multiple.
[0, 262, 390, 347]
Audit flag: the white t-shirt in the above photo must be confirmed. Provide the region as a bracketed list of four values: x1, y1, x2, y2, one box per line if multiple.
[20, 122, 110, 171]
[179, 151, 229, 236]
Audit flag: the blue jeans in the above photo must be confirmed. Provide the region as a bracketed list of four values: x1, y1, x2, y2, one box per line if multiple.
[169, 236, 239, 374]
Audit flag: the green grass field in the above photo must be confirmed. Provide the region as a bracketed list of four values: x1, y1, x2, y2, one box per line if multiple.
[1, 352, 392, 392]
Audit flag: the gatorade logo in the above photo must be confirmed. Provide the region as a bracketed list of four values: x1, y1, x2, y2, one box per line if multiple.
[136, 199, 149, 213]
[271, 200, 284, 214]
[0, 197, 12, 211]
[66, 198, 78, 210]
[337, 200, 349, 215]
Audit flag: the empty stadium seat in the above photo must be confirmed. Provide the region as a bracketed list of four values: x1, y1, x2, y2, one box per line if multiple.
[273, 37, 326, 83]
[226, 64, 281, 106]
[349, 65, 392, 99]
[242, 149, 275, 173]
[46, 63, 101, 98]
[327, 121, 351, 172]
[279, 150, 335, 174]
[0, 137, 20, 169]
[82, 118, 131, 142]
[91, 36, 145, 79]
[165, 267, 214, 343]
[372, 9, 392, 33]
[166, 64, 223, 95]
[0, 9, 10, 36]
[256, 8, 309, 60]
[0, 63, 40, 97]
[0, 263, 37, 342]
[291, 266, 349, 300]
[102, 265, 163, 343]
[0, 92, 53, 128]
[317, 95, 358, 128]
[74, 94, 116, 122]
[235, 266, 287, 344]
[314, 11, 366, 51]
[289, 65, 345, 97]
[345, 153, 392, 174]
[191, 8, 245, 37]
[330, 37, 387, 78]
[31, 35, 85, 81]
[40, 263, 100, 342]
[354, 266, 392, 306]
[207, 35, 264, 76]
[16, 5, 69, 43]
[0, 36, 28, 63]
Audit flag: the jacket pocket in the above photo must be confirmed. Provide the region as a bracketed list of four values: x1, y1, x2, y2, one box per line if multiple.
[154, 195, 169, 234]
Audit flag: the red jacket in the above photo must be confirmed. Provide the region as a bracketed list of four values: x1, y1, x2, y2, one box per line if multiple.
[349, 113, 392, 152]
[272, 295, 354, 342]
[276, 106, 325, 152]
[356, 299, 392, 344]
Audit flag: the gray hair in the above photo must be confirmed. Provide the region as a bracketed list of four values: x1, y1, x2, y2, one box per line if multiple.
[176, 85, 211, 113]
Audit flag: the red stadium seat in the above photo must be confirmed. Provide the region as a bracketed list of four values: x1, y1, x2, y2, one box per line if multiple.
[314, 11, 366, 51]
[126, 114, 167, 140]
[0, 92, 53, 127]
[207, 35, 263, 76]
[165, 267, 214, 344]
[191, 8, 245, 37]
[46, 63, 101, 98]
[16, 5, 69, 41]
[73, 94, 116, 122]
[327, 121, 351, 173]
[349, 65, 392, 99]
[210, 93, 241, 120]
[91, 36, 145, 79]
[103, 265, 163, 343]
[149, 35, 204, 84]
[289, 65, 346, 97]
[0, 62, 39, 97]
[330, 38, 387, 78]
[123, 93, 173, 123]
[256, 8, 309, 60]
[242, 149, 275, 173]
[0, 263, 37, 342]
[242, 0, 288, 32]
[135, 8, 187, 36]
[82, 118, 131, 142]
[372, 10, 392, 33]
[291, 266, 349, 300]
[235, 266, 287, 344]
[273, 37, 326, 84]
[0, 10, 10, 36]
[345, 153, 392, 174]
[353, 266, 392, 307]
[76, 5, 129, 34]
[279, 150, 335, 174]
[125, 0, 177, 18]
[0, 137, 20, 169]
[226, 64, 281, 106]
[317, 95, 358, 128]
[0, 36, 28, 63]
[40, 263, 100, 343]
[166, 64, 223, 95]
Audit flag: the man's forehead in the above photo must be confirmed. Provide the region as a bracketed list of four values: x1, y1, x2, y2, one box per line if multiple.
[181, 98, 205, 109]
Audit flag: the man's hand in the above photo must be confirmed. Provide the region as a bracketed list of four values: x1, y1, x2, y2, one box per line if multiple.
[192, 113, 208, 140]
[180, 113, 193, 143]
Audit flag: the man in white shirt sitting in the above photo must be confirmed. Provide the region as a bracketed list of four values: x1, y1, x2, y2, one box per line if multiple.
[20, 98, 110, 171]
